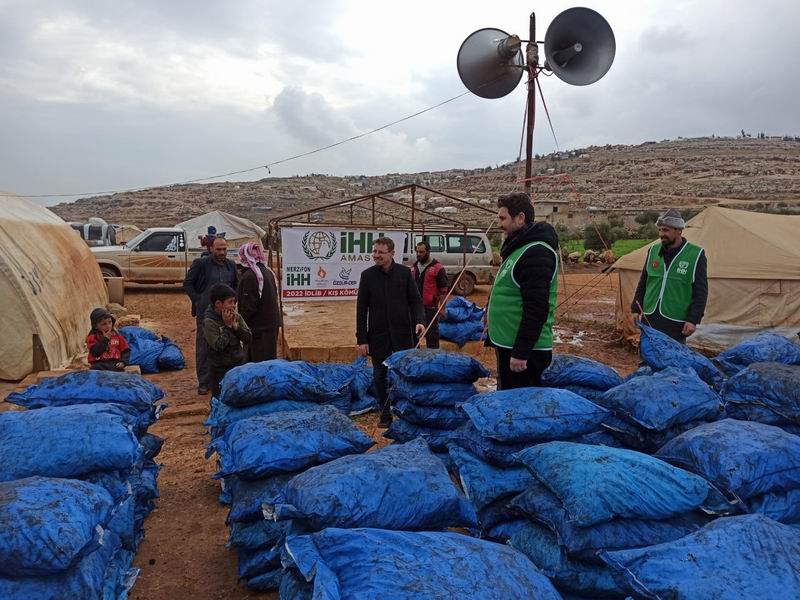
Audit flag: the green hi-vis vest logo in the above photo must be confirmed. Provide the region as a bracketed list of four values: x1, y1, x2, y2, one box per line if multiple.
[676, 260, 690, 275]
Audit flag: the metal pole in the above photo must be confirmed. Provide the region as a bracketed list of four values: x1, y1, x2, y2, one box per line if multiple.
[411, 185, 416, 234]
[524, 12, 537, 195]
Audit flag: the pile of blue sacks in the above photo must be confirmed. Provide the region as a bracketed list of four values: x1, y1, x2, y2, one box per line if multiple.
[638, 322, 725, 388]
[722, 362, 800, 434]
[439, 297, 486, 347]
[541, 353, 623, 402]
[119, 326, 185, 374]
[2, 370, 166, 599]
[383, 349, 489, 452]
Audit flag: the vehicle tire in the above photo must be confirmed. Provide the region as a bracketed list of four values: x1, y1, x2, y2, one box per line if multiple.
[100, 265, 121, 278]
[453, 272, 476, 296]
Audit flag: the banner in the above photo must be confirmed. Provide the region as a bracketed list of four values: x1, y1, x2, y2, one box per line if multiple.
[280, 228, 407, 301]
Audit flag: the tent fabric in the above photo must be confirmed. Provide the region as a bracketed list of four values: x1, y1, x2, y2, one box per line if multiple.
[176, 210, 266, 250]
[0, 193, 108, 380]
[114, 225, 142, 244]
[614, 207, 800, 349]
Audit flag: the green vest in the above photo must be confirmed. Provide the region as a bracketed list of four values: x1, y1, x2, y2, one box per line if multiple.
[488, 241, 558, 351]
[642, 241, 703, 322]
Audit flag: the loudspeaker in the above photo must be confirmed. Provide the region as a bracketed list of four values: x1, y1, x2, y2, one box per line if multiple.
[457, 28, 524, 99]
[544, 7, 615, 85]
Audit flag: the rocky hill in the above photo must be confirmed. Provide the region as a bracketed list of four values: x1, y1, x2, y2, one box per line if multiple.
[51, 136, 800, 229]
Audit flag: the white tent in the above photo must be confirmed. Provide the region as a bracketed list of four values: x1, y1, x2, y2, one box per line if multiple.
[176, 210, 266, 250]
[114, 224, 143, 244]
[614, 206, 800, 350]
[0, 193, 108, 380]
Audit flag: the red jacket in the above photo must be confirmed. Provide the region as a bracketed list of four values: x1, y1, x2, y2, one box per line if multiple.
[412, 259, 448, 308]
[86, 331, 130, 363]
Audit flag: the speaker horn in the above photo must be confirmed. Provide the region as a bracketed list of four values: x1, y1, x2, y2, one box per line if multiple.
[544, 7, 615, 86]
[457, 28, 524, 99]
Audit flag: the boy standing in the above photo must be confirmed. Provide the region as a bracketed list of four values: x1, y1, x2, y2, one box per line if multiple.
[86, 308, 131, 371]
[203, 283, 252, 397]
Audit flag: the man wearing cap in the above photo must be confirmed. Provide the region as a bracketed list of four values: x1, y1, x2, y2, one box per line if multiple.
[631, 209, 708, 344]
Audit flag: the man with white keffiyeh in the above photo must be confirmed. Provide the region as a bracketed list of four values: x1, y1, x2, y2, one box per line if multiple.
[236, 241, 282, 362]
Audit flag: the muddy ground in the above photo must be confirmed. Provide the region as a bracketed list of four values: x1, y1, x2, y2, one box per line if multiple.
[4, 267, 639, 599]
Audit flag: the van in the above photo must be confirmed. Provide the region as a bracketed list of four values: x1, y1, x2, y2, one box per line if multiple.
[401, 230, 497, 295]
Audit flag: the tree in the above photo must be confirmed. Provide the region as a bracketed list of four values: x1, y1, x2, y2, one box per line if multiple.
[634, 210, 660, 225]
[637, 223, 658, 239]
[583, 220, 621, 251]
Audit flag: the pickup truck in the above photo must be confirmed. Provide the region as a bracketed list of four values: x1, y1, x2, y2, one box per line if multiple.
[91, 227, 206, 283]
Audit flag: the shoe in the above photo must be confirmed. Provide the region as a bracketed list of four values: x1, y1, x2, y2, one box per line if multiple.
[197, 386, 209, 395]
[378, 412, 393, 428]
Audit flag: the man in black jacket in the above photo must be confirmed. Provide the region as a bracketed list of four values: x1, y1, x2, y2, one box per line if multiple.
[237, 241, 281, 362]
[486, 192, 560, 390]
[356, 236, 425, 426]
[183, 236, 238, 395]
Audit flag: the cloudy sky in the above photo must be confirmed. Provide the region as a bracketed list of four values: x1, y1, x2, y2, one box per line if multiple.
[1, 0, 798, 205]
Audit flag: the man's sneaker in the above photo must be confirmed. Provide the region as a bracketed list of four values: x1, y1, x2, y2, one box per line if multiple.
[198, 386, 209, 395]
[377, 412, 393, 428]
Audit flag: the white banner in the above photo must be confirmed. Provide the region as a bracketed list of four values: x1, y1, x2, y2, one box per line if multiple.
[280, 228, 406, 301]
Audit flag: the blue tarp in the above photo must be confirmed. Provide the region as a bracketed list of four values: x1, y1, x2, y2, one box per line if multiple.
[447, 445, 534, 512]
[597, 367, 722, 431]
[349, 357, 377, 415]
[226, 473, 296, 524]
[210, 405, 374, 480]
[392, 398, 467, 429]
[542, 354, 623, 391]
[0, 404, 142, 482]
[443, 297, 485, 323]
[656, 418, 800, 500]
[601, 415, 712, 454]
[390, 378, 477, 407]
[716, 332, 800, 376]
[229, 518, 290, 551]
[462, 388, 610, 444]
[638, 323, 724, 388]
[205, 398, 318, 439]
[384, 349, 489, 383]
[284, 528, 564, 600]
[382, 418, 459, 450]
[0, 477, 114, 577]
[745, 488, 800, 524]
[218, 360, 354, 407]
[601, 515, 800, 600]
[120, 326, 185, 373]
[439, 320, 485, 347]
[722, 362, 800, 422]
[268, 438, 477, 531]
[515, 442, 721, 527]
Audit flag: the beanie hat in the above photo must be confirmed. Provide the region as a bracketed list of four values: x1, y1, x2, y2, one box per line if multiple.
[656, 209, 685, 229]
[90, 307, 115, 329]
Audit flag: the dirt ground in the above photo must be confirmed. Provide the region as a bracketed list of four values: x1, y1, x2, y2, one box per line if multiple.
[2, 269, 638, 600]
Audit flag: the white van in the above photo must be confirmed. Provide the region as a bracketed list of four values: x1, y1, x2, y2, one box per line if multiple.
[401, 231, 497, 295]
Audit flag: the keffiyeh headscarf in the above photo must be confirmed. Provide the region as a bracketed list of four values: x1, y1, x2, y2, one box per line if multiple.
[238, 242, 276, 297]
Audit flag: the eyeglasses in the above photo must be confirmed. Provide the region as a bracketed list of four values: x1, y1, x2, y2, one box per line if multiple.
[372, 250, 392, 255]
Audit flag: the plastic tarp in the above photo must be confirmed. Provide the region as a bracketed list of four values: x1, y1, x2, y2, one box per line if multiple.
[600, 515, 800, 600]
[284, 528, 563, 600]
[226, 473, 296, 524]
[205, 397, 318, 440]
[384, 349, 489, 383]
[638, 323, 725, 388]
[389, 378, 477, 407]
[514, 442, 722, 527]
[462, 388, 610, 444]
[119, 326, 184, 373]
[440, 298, 486, 347]
[267, 438, 477, 531]
[656, 418, 800, 501]
[391, 399, 466, 429]
[210, 405, 374, 480]
[722, 362, 800, 422]
[383, 418, 459, 451]
[716, 332, 800, 376]
[349, 356, 377, 415]
[542, 354, 623, 391]
[601, 414, 712, 455]
[447, 445, 534, 512]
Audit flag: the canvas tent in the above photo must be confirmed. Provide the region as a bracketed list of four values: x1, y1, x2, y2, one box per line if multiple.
[0, 193, 108, 380]
[114, 224, 143, 244]
[176, 210, 266, 250]
[615, 206, 800, 350]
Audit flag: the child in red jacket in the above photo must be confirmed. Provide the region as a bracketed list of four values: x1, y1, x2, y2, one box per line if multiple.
[86, 308, 131, 371]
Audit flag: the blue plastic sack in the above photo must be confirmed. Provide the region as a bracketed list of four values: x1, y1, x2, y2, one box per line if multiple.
[482, 518, 528, 543]
[542, 354, 623, 391]
[0, 477, 114, 576]
[478, 496, 520, 530]
[0, 529, 123, 600]
[284, 527, 563, 600]
[237, 544, 281, 581]
[205, 398, 318, 439]
[210, 405, 374, 480]
[515, 442, 720, 527]
[218, 359, 354, 407]
[390, 377, 477, 407]
[510, 521, 624, 598]
[602, 415, 712, 454]
[448, 445, 534, 511]
[746, 488, 800, 524]
[119, 326, 162, 373]
[268, 438, 477, 531]
[157, 340, 185, 371]
[382, 418, 458, 450]
[384, 349, 489, 383]
[638, 322, 724, 388]
[600, 515, 800, 600]
[226, 473, 296, 523]
[279, 569, 313, 600]
[656, 418, 800, 500]
[452, 423, 536, 467]
[392, 398, 467, 429]
[722, 362, 800, 421]
[559, 385, 608, 402]
[229, 518, 290, 550]
[349, 357, 377, 415]
[440, 320, 485, 347]
[0, 404, 142, 482]
[509, 480, 710, 559]
[443, 296, 485, 323]
[716, 332, 800, 376]
[462, 388, 610, 444]
[597, 367, 721, 432]
[623, 366, 653, 381]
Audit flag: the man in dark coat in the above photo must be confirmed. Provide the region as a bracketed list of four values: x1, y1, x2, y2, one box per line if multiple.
[183, 236, 238, 395]
[236, 241, 281, 362]
[356, 236, 425, 426]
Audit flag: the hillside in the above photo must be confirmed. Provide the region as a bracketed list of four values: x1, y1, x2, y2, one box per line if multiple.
[51, 136, 800, 229]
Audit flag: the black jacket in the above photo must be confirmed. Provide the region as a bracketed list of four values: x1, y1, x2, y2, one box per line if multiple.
[237, 265, 282, 333]
[183, 256, 238, 317]
[496, 222, 560, 360]
[356, 261, 425, 361]
[202, 306, 252, 371]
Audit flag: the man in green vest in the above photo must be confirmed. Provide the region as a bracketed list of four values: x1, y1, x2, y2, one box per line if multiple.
[631, 209, 708, 344]
[487, 192, 559, 390]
